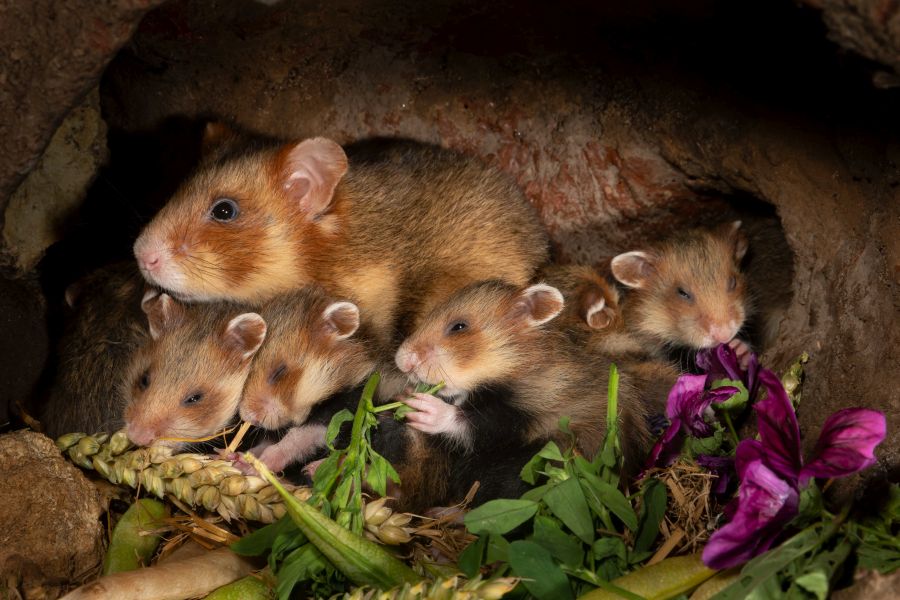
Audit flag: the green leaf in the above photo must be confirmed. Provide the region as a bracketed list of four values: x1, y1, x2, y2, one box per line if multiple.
[714, 525, 830, 600]
[458, 534, 487, 578]
[521, 483, 552, 503]
[465, 499, 539, 536]
[532, 516, 584, 568]
[592, 536, 627, 561]
[231, 514, 298, 556]
[543, 476, 595, 544]
[325, 409, 354, 448]
[275, 543, 328, 600]
[793, 570, 828, 600]
[365, 452, 388, 497]
[508, 540, 573, 600]
[539, 441, 566, 462]
[685, 430, 725, 457]
[578, 471, 638, 532]
[486, 533, 512, 564]
[634, 478, 667, 553]
[710, 379, 749, 414]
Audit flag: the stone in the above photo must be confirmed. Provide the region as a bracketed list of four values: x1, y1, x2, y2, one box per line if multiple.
[0, 430, 104, 598]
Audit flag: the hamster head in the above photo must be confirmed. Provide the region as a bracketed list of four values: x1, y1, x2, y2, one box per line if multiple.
[123, 293, 267, 448]
[133, 133, 349, 303]
[240, 288, 374, 430]
[395, 281, 564, 399]
[611, 221, 749, 349]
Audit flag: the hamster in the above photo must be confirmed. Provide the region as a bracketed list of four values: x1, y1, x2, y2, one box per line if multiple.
[133, 132, 549, 349]
[394, 280, 653, 467]
[40, 262, 151, 438]
[610, 221, 753, 365]
[123, 293, 266, 448]
[238, 287, 381, 471]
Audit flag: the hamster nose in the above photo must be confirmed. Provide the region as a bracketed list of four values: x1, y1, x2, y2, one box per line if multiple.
[127, 424, 156, 447]
[395, 347, 421, 373]
[709, 324, 736, 344]
[137, 250, 160, 272]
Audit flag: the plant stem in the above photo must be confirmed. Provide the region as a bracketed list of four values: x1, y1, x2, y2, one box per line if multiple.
[722, 411, 740, 446]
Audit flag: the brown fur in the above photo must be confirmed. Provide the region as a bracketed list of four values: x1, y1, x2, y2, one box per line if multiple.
[240, 287, 378, 430]
[134, 136, 549, 350]
[40, 263, 151, 437]
[397, 280, 654, 467]
[611, 223, 749, 354]
[123, 299, 265, 448]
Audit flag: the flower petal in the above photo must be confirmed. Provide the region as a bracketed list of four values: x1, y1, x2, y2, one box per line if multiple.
[666, 374, 708, 420]
[800, 408, 886, 484]
[702, 459, 799, 570]
[754, 368, 802, 482]
[734, 439, 766, 480]
[644, 419, 684, 470]
[697, 344, 743, 381]
[697, 454, 734, 495]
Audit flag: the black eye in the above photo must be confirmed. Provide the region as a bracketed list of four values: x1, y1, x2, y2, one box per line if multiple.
[269, 363, 287, 384]
[727, 276, 737, 292]
[182, 392, 203, 406]
[210, 198, 239, 222]
[137, 370, 150, 391]
[677, 287, 693, 302]
[447, 321, 468, 334]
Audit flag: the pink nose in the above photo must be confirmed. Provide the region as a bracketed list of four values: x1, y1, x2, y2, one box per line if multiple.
[137, 250, 160, 272]
[709, 324, 735, 344]
[395, 348, 421, 373]
[127, 424, 157, 447]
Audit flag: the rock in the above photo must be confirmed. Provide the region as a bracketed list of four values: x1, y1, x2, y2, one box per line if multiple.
[0, 278, 48, 428]
[3, 89, 108, 272]
[0, 430, 104, 598]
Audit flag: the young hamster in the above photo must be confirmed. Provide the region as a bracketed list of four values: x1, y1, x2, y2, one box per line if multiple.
[40, 262, 150, 438]
[238, 287, 380, 471]
[123, 293, 266, 448]
[394, 280, 653, 466]
[133, 132, 549, 348]
[610, 221, 753, 365]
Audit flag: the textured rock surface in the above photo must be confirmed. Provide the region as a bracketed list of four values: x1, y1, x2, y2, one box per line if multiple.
[0, 430, 104, 597]
[0, 0, 165, 269]
[3, 89, 108, 272]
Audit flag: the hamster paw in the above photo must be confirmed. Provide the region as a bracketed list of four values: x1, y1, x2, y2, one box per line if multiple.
[258, 444, 292, 473]
[404, 393, 463, 436]
[728, 338, 753, 369]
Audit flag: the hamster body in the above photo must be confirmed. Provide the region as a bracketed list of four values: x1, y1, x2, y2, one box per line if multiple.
[134, 134, 548, 349]
[123, 294, 266, 448]
[238, 288, 382, 471]
[610, 221, 752, 364]
[393, 281, 653, 497]
[40, 263, 150, 437]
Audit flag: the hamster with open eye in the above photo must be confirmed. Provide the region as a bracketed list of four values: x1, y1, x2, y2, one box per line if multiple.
[40, 262, 151, 438]
[610, 221, 755, 366]
[393, 281, 654, 473]
[237, 287, 382, 471]
[133, 131, 549, 350]
[123, 293, 267, 449]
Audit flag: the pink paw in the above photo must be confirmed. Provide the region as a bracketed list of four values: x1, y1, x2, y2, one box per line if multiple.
[728, 338, 753, 370]
[404, 393, 462, 436]
[258, 444, 291, 473]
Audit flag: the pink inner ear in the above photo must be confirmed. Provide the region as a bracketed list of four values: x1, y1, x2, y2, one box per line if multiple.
[281, 138, 348, 217]
[224, 314, 267, 360]
[611, 252, 654, 288]
[145, 294, 184, 339]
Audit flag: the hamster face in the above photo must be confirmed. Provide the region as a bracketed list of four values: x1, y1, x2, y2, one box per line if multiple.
[612, 222, 749, 349]
[240, 290, 372, 430]
[395, 282, 564, 399]
[123, 296, 266, 448]
[133, 137, 349, 303]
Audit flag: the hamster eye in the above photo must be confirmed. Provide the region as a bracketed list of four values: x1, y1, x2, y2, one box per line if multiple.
[137, 369, 150, 391]
[446, 321, 468, 335]
[727, 276, 737, 292]
[269, 363, 287, 385]
[676, 287, 694, 302]
[210, 198, 239, 222]
[182, 392, 204, 406]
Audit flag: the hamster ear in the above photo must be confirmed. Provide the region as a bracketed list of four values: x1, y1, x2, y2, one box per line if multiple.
[222, 313, 267, 361]
[142, 293, 184, 340]
[729, 220, 749, 262]
[201, 121, 238, 154]
[511, 284, 564, 327]
[611, 251, 656, 289]
[578, 282, 618, 330]
[321, 301, 360, 340]
[584, 296, 613, 329]
[280, 138, 349, 218]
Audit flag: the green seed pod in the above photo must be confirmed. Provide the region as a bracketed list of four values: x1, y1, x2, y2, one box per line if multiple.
[108, 431, 132, 456]
[76, 436, 101, 457]
[56, 432, 86, 452]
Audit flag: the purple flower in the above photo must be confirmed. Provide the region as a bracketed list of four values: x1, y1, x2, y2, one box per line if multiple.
[697, 454, 734, 495]
[697, 343, 760, 400]
[702, 458, 799, 570]
[702, 368, 887, 569]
